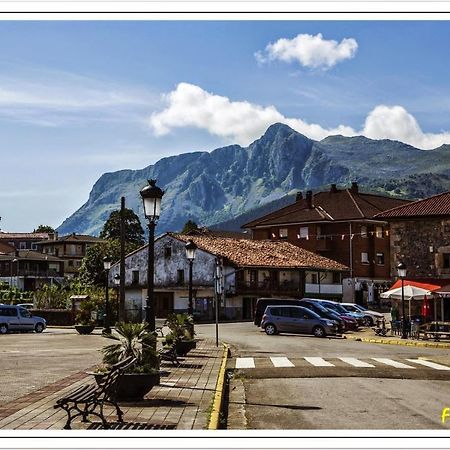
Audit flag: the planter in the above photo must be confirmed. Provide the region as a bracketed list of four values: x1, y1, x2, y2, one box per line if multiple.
[175, 339, 196, 356]
[92, 372, 160, 401]
[75, 324, 95, 335]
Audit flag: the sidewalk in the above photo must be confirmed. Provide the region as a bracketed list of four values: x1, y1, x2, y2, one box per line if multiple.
[0, 338, 224, 430]
[345, 327, 450, 349]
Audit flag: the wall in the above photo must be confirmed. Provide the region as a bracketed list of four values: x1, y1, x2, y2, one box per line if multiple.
[389, 218, 450, 278]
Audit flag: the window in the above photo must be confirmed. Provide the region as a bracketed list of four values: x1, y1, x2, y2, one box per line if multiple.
[299, 226, 309, 239]
[177, 269, 185, 284]
[316, 225, 322, 239]
[332, 272, 341, 284]
[19, 308, 31, 318]
[132, 270, 139, 285]
[361, 252, 369, 264]
[361, 226, 368, 238]
[279, 228, 288, 239]
[311, 273, 318, 284]
[376, 252, 385, 265]
[68, 260, 74, 267]
[444, 253, 450, 269]
[375, 226, 383, 238]
[31, 243, 37, 250]
[20, 242, 27, 249]
[164, 246, 172, 258]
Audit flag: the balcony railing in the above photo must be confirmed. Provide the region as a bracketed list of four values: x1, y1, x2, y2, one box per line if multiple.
[16, 270, 63, 278]
[236, 280, 302, 294]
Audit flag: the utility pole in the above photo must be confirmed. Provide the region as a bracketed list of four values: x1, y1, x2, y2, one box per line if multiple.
[119, 196, 126, 322]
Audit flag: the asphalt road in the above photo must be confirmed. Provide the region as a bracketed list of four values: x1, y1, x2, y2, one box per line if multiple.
[196, 322, 450, 429]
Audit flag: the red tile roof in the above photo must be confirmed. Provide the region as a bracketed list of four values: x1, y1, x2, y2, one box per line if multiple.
[0, 232, 50, 240]
[171, 233, 347, 271]
[375, 191, 450, 219]
[38, 234, 103, 245]
[243, 187, 410, 228]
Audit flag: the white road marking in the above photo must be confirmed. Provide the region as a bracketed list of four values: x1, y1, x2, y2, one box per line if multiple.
[406, 359, 450, 371]
[304, 357, 334, 367]
[372, 358, 416, 369]
[236, 357, 255, 369]
[339, 357, 375, 368]
[270, 356, 295, 367]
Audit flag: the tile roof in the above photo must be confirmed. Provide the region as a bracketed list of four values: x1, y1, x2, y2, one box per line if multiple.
[242, 187, 410, 228]
[170, 233, 347, 271]
[185, 228, 251, 240]
[0, 242, 15, 254]
[0, 232, 50, 240]
[0, 250, 62, 262]
[375, 191, 450, 219]
[38, 234, 103, 245]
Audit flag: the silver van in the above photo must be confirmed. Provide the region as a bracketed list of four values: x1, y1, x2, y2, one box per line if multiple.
[0, 305, 46, 334]
[261, 305, 338, 337]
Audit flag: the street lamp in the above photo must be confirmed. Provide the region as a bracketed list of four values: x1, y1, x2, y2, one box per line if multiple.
[10, 258, 18, 288]
[102, 256, 112, 334]
[114, 274, 120, 323]
[397, 261, 408, 339]
[185, 240, 197, 316]
[140, 179, 164, 331]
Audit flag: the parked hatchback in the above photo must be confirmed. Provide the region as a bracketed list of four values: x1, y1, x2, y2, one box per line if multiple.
[261, 305, 338, 337]
[253, 297, 301, 326]
[0, 305, 46, 334]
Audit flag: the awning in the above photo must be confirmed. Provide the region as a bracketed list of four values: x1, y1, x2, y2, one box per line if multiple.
[388, 279, 444, 292]
[432, 284, 450, 296]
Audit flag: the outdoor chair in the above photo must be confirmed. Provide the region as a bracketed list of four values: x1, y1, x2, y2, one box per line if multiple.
[54, 356, 136, 429]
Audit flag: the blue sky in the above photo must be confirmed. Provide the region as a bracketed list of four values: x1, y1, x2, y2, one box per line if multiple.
[1, 21, 450, 231]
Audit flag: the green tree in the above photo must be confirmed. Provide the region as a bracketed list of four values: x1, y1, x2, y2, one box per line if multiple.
[99, 208, 144, 246]
[33, 225, 55, 233]
[181, 220, 199, 234]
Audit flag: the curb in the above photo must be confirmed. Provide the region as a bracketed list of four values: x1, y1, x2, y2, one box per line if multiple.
[207, 343, 230, 430]
[345, 335, 450, 349]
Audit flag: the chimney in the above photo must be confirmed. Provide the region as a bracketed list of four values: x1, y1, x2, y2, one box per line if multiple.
[296, 191, 303, 202]
[54, 231, 58, 240]
[350, 182, 359, 194]
[330, 184, 338, 193]
[305, 190, 313, 209]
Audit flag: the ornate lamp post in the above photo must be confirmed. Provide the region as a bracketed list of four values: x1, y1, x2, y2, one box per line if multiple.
[397, 261, 408, 339]
[114, 273, 120, 323]
[185, 240, 197, 316]
[102, 256, 112, 334]
[140, 179, 164, 331]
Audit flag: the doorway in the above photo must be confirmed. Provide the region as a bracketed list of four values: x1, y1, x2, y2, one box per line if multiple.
[154, 292, 174, 318]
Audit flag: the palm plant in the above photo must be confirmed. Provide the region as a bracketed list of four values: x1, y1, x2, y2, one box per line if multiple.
[164, 313, 195, 343]
[101, 322, 159, 374]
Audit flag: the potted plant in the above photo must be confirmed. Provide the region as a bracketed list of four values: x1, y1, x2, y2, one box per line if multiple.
[74, 299, 96, 335]
[164, 313, 196, 356]
[96, 322, 160, 401]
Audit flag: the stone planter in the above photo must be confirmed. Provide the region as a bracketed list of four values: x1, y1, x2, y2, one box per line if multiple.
[74, 324, 95, 335]
[92, 371, 160, 401]
[175, 339, 196, 356]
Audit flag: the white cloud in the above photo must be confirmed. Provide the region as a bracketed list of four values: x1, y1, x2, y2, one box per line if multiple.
[256, 33, 358, 69]
[149, 83, 450, 150]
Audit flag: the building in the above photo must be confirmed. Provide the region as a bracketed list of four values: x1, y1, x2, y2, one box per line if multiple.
[37, 233, 104, 277]
[242, 182, 411, 304]
[110, 232, 347, 322]
[0, 249, 64, 290]
[0, 231, 52, 251]
[375, 191, 450, 279]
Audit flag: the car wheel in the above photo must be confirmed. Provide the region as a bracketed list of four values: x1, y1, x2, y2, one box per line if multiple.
[313, 326, 326, 338]
[363, 316, 373, 326]
[0, 324, 8, 334]
[265, 323, 277, 335]
[35, 323, 44, 333]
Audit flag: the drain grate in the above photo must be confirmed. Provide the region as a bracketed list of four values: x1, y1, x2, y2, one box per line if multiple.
[87, 422, 177, 430]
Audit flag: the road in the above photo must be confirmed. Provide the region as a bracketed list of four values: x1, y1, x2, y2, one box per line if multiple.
[196, 322, 450, 429]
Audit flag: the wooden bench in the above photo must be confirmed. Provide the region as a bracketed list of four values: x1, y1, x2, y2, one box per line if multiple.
[420, 322, 450, 342]
[54, 356, 136, 429]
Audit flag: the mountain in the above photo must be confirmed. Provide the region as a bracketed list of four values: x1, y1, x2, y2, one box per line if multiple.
[57, 123, 450, 236]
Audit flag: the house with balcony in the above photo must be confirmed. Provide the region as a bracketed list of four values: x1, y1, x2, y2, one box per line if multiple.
[0, 249, 64, 290]
[242, 182, 411, 304]
[0, 231, 52, 251]
[109, 232, 347, 322]
[37, 233, 104, 277]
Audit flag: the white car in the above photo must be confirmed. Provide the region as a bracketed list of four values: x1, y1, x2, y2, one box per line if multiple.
[341, 303, 384, 326]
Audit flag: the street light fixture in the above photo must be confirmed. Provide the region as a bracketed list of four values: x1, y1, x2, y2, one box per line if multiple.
[397, 261, 408, 339]
[140, 179, 164, 331]
[185, 240, 197, 316]
[102, 256, 112, 334]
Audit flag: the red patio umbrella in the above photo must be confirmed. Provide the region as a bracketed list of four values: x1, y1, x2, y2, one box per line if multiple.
[421, 295, 432, 320]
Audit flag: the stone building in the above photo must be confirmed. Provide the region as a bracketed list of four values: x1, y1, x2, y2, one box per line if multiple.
[242, 183, 410, 303]
[110, 232, 347, 322]
[375, 191, 450, 279]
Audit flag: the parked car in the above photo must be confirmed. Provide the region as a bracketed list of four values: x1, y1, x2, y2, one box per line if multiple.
[0, 305, 46, 334]
[341, 303, 384, 326]
[17, 303, 34, 310]
[261, 305, 338, 337]
[315, 299, 365, 327]
[253, 298, 301, 326]
[298, 299, 345, 333]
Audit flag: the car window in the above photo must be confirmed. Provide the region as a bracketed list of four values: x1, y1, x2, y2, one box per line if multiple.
[268, 307, 280, 316]
[0, 307, 17, 317]
[19, 308, 31, 318]
[290, 308, 304, 318]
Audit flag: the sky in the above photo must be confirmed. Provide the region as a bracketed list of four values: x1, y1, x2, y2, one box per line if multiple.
[1, 20, 450, 232]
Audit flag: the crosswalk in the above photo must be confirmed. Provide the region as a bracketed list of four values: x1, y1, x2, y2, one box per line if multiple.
[234, 356, 450, 371]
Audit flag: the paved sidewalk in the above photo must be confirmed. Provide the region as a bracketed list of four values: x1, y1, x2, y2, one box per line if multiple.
[0, 339, 223, 430]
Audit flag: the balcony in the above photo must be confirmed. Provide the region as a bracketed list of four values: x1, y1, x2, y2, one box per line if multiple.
[235, 280, 303, 296]
[305, 283, 343, 295]
[16, 269, 63, 278]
